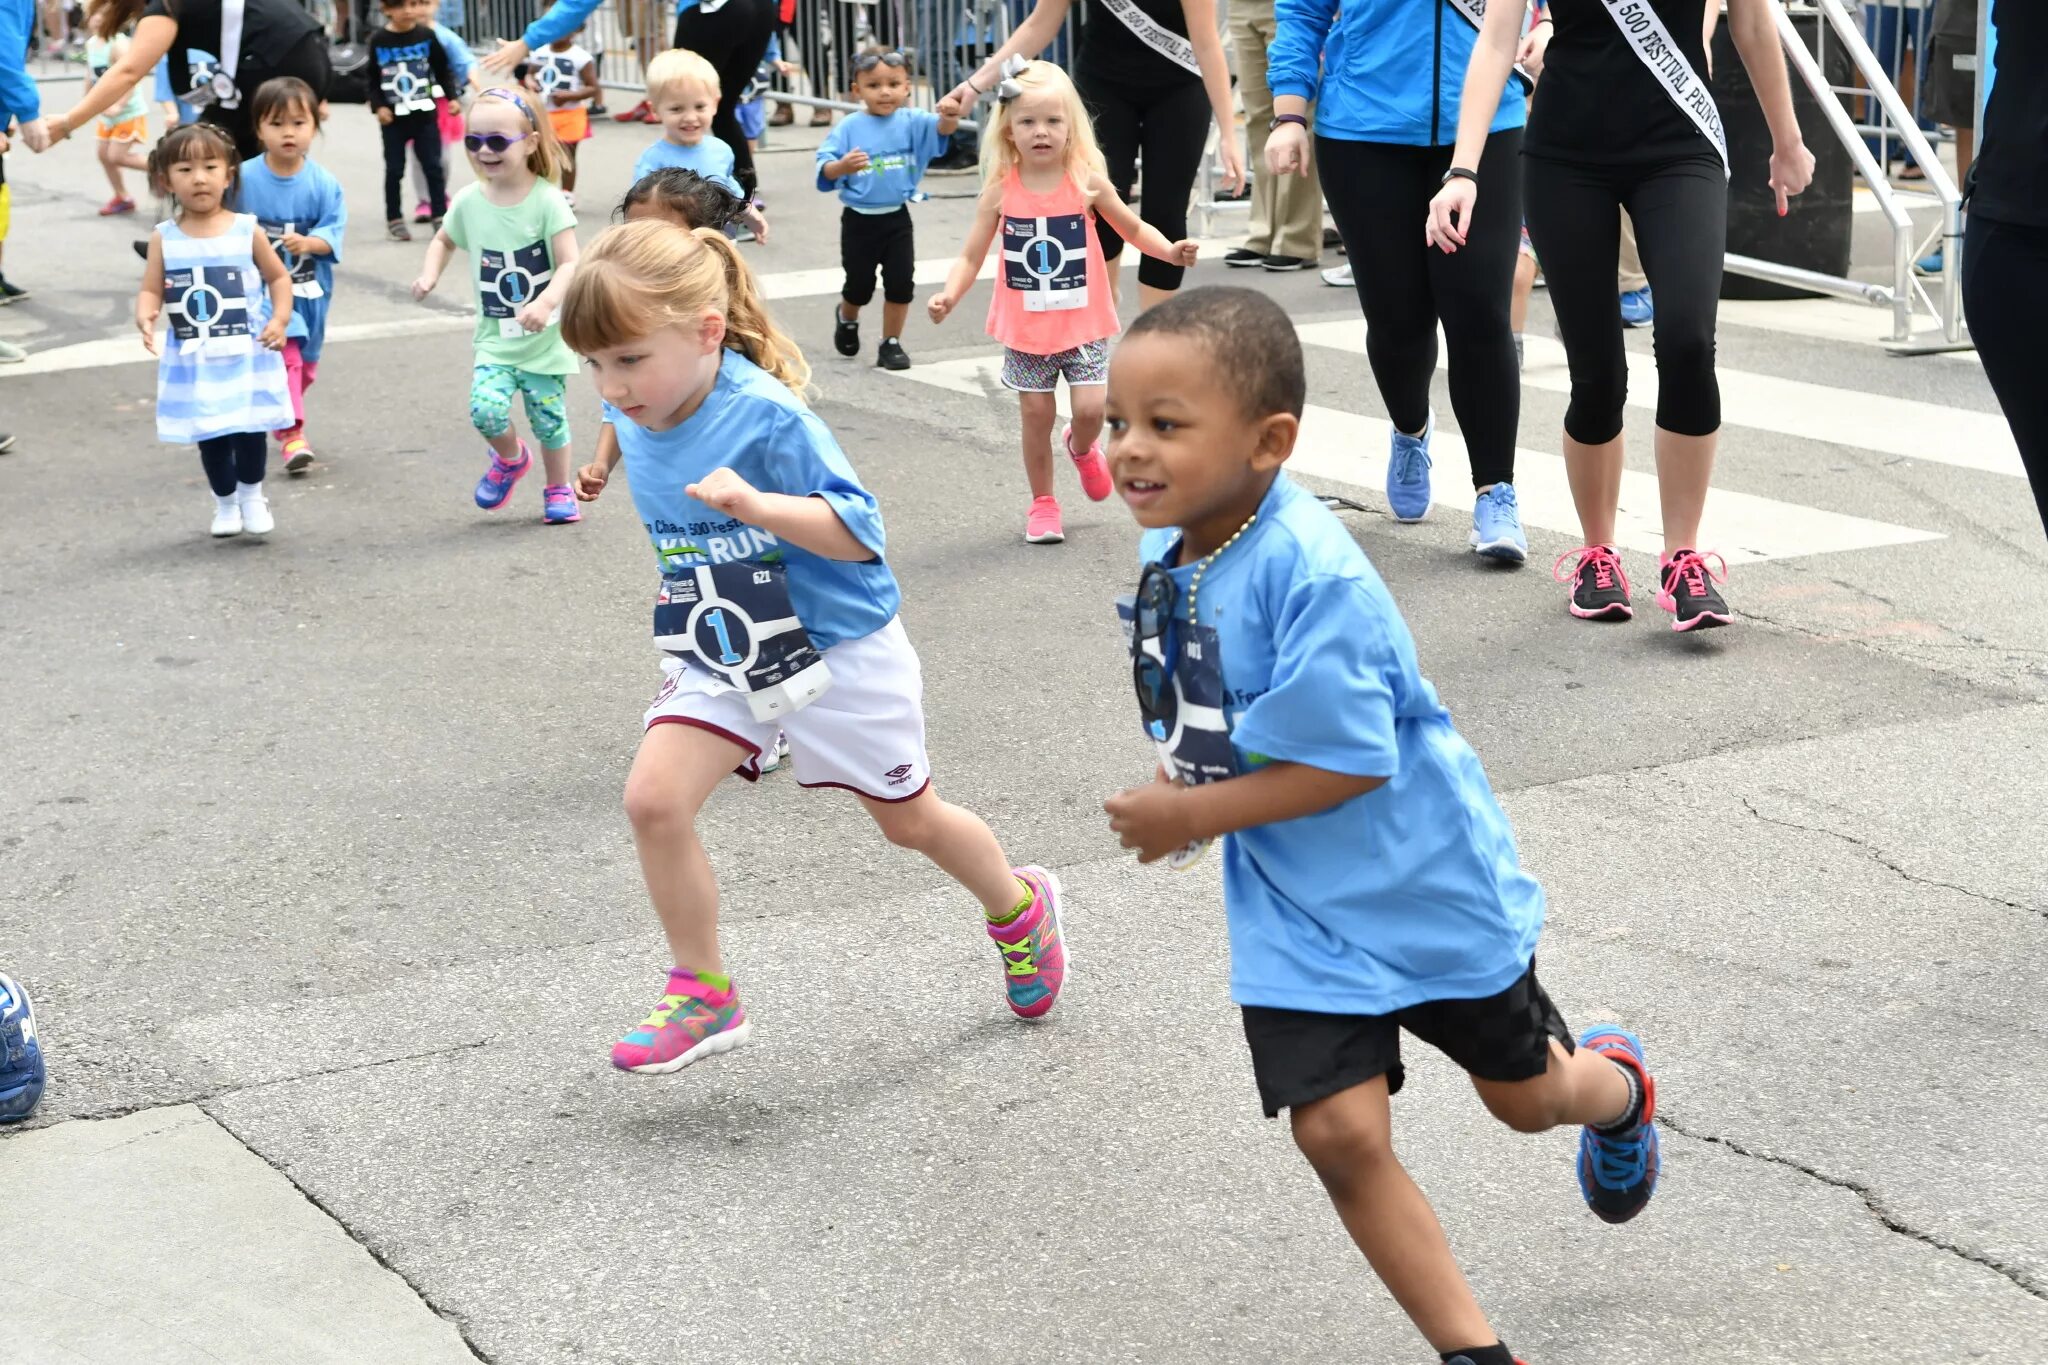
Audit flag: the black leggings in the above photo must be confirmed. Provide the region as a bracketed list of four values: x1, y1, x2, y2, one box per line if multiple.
[675, 0, 779, 200]
[382, 112, 446, 223]
[199, 431, 268, 497]
[1080, 75, 1210, 293]
[1962, 212, 2048, 540]
[1524, 151, 1725, 444]
[1317, 130, 1523, 488]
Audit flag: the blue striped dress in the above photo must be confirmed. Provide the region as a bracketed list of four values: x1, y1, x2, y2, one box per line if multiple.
[154, 214, 293, 444]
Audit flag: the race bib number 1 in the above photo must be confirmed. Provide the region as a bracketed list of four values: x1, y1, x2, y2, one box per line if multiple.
[480, 241, 554, 339]
[654, 562, 833, 722]
[1001, 212, 1091, 314]
[164, 264, 254, 357]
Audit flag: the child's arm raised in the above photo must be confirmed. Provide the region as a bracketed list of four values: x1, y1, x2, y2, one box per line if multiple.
[411, 225, 457, 299]
[135, 230, 165, 356]
[1106, 764, 1385, 864]
[1087, 175, 1200, 271]
[250, 230, 293, 350]
[519, 224, 580, 331]
[687, 468, 874, 562]
[927, 181, 1004, 324]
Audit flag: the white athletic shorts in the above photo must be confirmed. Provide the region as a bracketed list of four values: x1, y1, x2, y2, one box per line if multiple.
[643, 615, 932, 802]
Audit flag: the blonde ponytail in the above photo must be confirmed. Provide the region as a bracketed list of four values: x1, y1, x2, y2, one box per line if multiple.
[689, 229, 810, 396]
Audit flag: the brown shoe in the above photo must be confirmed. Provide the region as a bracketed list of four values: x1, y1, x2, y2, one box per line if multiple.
[810, 106, 834, 127]
[769, 101, 794, 126]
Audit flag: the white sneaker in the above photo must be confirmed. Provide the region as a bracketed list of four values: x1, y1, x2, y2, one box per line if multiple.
[237, 484, 274, 536]
[210, 497, 244, 537]
[1321, 264, 1354, 288]
[759, 731, 790, 774]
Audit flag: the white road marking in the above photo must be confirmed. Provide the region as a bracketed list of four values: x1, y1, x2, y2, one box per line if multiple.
[1716, 296, 1981, 364]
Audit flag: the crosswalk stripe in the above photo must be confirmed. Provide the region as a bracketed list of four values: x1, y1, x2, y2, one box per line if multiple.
[1714, 296, 1982, 364]
[889, 354, 1946, 565]
[1295, 320, 2021, 479]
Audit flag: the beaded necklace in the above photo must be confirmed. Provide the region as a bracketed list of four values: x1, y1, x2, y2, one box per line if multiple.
[1183, 511, 1259, 619]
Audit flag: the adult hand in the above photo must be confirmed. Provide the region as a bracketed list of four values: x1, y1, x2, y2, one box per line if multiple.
[1215, 136, 1246, 196]
[574, 462, 609, 500]
[936, 94, 963, 121]
[685, 467, 765, 523]
[479, 38, 530, 76]
[1265, 121, 1309, 179]
[942, 80, 980, 113]
[1103, 772, 1199, 865]
[19, 117, 55, 152]
[1516, 22, 1551, 79]
[1768, 140, 1816, 217]
[1426, 178, 1477, 253]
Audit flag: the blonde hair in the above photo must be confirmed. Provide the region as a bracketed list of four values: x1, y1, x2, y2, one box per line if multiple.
[979, 61, 1106, 191]
[561, 220, 810, 396]
[646, 48, 722, 103]
[469, 87, 562, 182]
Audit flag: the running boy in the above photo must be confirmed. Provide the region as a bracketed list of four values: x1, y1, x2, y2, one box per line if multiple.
[816, 48, 957, 370]
[369, 0, 456, 239]
[1101, 287, 1659, 1365]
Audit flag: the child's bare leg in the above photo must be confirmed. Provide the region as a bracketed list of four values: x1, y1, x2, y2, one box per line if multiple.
[1067, 382, 1105, 452]
[623, 721, 746, 970]
[1471, 1038, 1632, 1132]
[859, 788, 1025, 919]
[1291, 1078, 1500, 1354]
[839, 298, 862, 323]
[1018, 389, 1058, 498]
[562, 143, 578, 194]
[539, 441, 573, 486]
[881, 300, 908, 339]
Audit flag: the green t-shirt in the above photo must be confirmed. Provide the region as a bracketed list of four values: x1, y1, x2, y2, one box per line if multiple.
[442, 181, 579, 375]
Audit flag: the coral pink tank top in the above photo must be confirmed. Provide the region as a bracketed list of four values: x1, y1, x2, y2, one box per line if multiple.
[985, 167, 1121, 357]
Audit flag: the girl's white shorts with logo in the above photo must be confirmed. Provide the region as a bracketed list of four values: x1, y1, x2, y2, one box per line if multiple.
[1001, 338, 1111, 393]
[643, 615, 932, 802]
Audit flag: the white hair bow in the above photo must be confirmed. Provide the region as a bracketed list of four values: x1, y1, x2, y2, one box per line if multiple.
[995, 54, 1030, 103]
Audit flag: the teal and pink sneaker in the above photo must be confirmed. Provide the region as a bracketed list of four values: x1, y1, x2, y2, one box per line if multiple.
[988, 866, 1067, 1018]
[610, 968, 752, 1074]
[474, 442, 531, 510]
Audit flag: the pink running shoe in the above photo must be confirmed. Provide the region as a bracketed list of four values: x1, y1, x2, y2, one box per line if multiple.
[1024, 495, 1064, 545]
[542, 484, 582, 523]
[1064, 423, 1112, 502]
[988, 866, 1067, 1018]
[474, 442, 531, 510]
[610, 968, 752, 1074]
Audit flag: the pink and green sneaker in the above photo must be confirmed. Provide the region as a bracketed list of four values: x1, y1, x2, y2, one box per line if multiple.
[610, 968, 752, 1074]
[987, 866, 1067, 1018]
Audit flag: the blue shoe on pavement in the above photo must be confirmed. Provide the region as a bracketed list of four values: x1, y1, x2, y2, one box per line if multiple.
[0, 972, 47, 1123]
[1619, 286, 1655, 329]
[1386, 409, 1434, 523]
[1469, 483, 1528, 564]
[1577, 1023, 1659, 1224]
[474, 442, 532, 511]
[1914, 245, 1944, 276]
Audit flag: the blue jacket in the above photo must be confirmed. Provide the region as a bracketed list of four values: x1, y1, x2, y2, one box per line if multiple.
[0, 0, 41, 124]
[1269, 0, 1525, 147]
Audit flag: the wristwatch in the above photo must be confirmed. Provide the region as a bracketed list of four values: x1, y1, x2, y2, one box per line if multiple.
[1270, 113, 1309, 133]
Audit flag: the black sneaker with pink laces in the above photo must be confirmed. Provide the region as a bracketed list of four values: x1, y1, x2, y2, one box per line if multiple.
[1553, 544, 1632, 621]
[1656, 548, 1732, 632]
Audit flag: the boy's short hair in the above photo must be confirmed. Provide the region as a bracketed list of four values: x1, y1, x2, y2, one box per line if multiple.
[646, 48, 721, 102]
[378, 0, 405, 10]
[1124, 286, 1306, 421]
[251, 76, 321, 128]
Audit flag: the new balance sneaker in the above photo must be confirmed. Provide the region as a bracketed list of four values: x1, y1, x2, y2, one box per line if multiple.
[1024, 495, 1064, 544]
[1469, 483, 1527, 563]
[0, 972, 46, 1123]
[1386, 409, 1434, 523]
[237, 484, 274, 537]
[988, 867, 1067, 1018]
[542, 484, 582, 524]
[474, 442, 532, 510]
[610, 969, 753, 1074]
[1619, 286, 1655, 329]
[281, 436, 315, 474]
[1576, 1024, 1660, 1224]
[1554, 544, 1632, 621]
[833, 305, 860, 358]
[1223, 246, 1265, 268]
[1063, 423, 1112, 502]
[1656, 548, 1732, 632]
[210, 495, 244, 538]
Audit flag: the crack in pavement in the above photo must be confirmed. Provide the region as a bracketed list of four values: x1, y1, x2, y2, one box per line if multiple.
[1737, 795, 2044, 920]
[1658, 1111, 2047, 1301]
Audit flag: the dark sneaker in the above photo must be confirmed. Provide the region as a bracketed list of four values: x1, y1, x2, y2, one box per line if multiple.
[1554, 544, 1633, 621]
[1223, 246, 1265, 268]
[1262, 254, 1312, 271]
[1576, 1024, 1659, 1224]
[833, 305, 860, 358]
[1655, 548, 1732, 632]
[876, 338, 911, 370]
[0, 275, 27, 303]
[0, 972, 47, 1123]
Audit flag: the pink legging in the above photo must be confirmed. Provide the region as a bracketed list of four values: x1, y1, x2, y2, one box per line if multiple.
[279, 339, 320, 440]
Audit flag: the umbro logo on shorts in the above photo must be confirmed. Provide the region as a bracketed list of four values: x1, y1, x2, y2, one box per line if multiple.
[884, 763, 915, 784]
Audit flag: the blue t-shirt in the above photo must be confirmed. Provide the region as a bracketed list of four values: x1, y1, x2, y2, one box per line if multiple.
[236, 156, 347, 360]
[632, 136, 742, 198]
[433, 22, 475, 89]
[815, 109, 950, 211]
[608, 350, 900, 651]
[1135, 475, 1544, 1015]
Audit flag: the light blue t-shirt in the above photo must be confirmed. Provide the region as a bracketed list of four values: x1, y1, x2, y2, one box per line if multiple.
[433, 22, 475, 88]
[608, 350, 900, 651]
[1135, 474, 1545, 1015]
[815, 109, 950, 211]
[632, 136, 742, 198]
[236, 156, 347, 360]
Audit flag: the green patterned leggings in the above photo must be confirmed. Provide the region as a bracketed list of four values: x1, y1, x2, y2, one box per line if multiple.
[470, 364, 571, 450]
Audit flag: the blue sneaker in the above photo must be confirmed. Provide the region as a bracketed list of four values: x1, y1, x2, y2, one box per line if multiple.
[0, 972, 47, 1123]
[1914, 245, 1945, 276]
[1577, 1024, 1659, 1224]
[1469, 483, 1528, 564]
[1386, 409, 1434, 523]
[474, 442, 532, 510]
[1619, 287, 1655, 329]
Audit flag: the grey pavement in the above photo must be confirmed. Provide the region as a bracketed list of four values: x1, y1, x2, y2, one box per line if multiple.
[2, 80, 2046, 1365]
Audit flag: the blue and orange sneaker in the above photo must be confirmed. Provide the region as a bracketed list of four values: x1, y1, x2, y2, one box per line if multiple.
[474, 442, 531, 510]
[1, 971, 47, 1123]
[988, 866, 1067, 1018]
[610, 969, 752, 1074]
[1577, 1024, 1660, 1224]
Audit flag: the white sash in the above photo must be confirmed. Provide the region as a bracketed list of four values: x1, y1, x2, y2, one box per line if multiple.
[1599, 0, 1730, 176]
[1442, 0, 1535, 95]
[1096, 0, 1202, 76]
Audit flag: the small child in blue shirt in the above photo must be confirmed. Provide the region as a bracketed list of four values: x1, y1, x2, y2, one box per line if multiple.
[816, 48, 959, 371]
[634, 48, 767, 240]
[1100, 287, 1662, 1365]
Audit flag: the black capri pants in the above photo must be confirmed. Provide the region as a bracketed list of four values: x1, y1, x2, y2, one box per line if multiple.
[1317, 129, 1524, 488]
[841, 206, 917, 307]
[1961, 213, 2048, 541]
[1079, 75, 1211, 293]
[1524, 150, 1726, 445]
[675, 0, 779, 200]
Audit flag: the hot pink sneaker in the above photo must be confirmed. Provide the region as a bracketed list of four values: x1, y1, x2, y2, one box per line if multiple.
[542, 484, 582, 523]
[1024, 495, 1064, 545]
[1064, 423, 1112, 502]
[987, 866, 1067, 1018]
[610, 968, 752, 1074]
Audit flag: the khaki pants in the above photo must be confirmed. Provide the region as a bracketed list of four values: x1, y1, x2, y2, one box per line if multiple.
[1618, 210, 1648, 293]
[1230, 0, 1326, 262]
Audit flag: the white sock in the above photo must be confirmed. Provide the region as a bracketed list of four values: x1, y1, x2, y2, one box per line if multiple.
[214, 492, 238, 513]
[236, 480, 265, 501]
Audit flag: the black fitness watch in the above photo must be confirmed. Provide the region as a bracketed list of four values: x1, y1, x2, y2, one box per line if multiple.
[1270, 113, 1309, 133]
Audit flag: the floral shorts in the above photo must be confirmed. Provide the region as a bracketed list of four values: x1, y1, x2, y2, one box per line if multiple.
[1000, 338, 1111, 394]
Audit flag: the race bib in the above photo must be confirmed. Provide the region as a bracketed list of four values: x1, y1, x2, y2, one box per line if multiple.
[382, 56, 440, 116]
[258, 219, 324, 299]
[163, 264, 254, 356]
[1116, 595, 1237, 870]
[185, 53, 239, 110]
[654, 562, 832, 720]
[538, 52, 577, 94]
[1001, 212, 1091, 313]
[479, 241, 553, 338]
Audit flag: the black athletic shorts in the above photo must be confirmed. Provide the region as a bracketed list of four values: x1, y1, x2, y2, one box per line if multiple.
[1240, 958, 1572, 1118]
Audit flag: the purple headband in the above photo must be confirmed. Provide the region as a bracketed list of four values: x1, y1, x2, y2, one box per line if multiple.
[479, 87, 538, 127]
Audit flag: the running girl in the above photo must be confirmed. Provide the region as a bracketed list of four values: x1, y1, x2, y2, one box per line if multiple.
[136, 123, 294, 539]
[237, 76, 345, 474]
[411, 88, 584, 525]
[927, 58, 1198, 546]
[536, 27, 598, 203]
[83, 1, 150, 216]
[561, 219, 1068, 1072]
